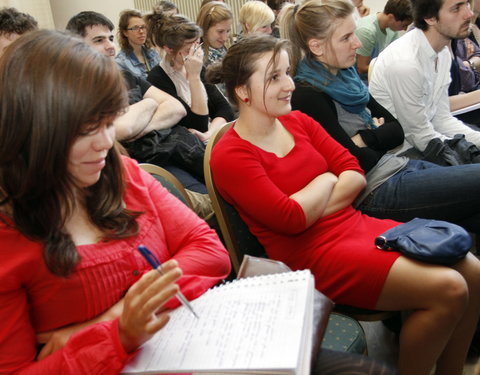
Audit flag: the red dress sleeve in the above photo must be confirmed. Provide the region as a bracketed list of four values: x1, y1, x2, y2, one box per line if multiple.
[0, 157, 230, 374]
[210, 112, 364, 236]
[298, 112, 365, 176]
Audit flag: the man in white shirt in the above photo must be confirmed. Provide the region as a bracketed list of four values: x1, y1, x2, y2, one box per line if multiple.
[369, 0, 480, 157]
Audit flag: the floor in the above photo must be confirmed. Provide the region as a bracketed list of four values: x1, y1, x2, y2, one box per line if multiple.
[361, 320, 478, 374]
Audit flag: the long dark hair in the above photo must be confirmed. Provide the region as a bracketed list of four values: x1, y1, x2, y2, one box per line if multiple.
[0, 30, 139, 277]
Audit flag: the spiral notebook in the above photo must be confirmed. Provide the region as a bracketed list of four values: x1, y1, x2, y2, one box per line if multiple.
[122, 270, 315, 375]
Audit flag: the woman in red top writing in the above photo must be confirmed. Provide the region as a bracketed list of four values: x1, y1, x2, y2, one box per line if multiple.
[207, 34, 480, 375]
[0, 30, 230, 374]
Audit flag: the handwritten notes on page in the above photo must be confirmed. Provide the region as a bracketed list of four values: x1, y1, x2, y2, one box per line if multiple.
[122, 270, 314, 375]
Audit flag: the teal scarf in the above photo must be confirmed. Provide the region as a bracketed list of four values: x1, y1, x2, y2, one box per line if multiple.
[295, 58, 374, 127]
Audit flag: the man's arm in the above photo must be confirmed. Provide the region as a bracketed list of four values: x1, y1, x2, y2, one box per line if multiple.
[434, 86, 480, 146]
[449, 90, 480, 111]
[371, 60, 446, 152]
[355, 26, 375, 75]
[142, 86, 187, 133]
[114, 98, 157, 141]
[356, 54, 372, 75]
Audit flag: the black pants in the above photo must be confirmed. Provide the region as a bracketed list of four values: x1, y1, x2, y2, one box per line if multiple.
[313, 349, 397, 375]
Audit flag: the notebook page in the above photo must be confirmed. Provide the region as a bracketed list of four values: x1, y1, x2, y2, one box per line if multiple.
[122, 270, 313, 374]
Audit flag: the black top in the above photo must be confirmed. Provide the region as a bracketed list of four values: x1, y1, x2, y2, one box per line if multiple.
[122, 70, 151, 105]
[147, 65, 234, 132]
[291, 82, 404, 173]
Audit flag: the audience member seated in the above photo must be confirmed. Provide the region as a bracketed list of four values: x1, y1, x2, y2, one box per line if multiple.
[266, 0, 294, 38]
[0, 29, 230, 374]
[196, 1, 233, 67]
[115, 9, 160, 80]
[355, 0, 412, 79]
[239, 1, 275, 36]
[206, 32, 480, 375]
[0, 7, 37, 57]
[369, 0, 480, 163]
[449, 17, 480, 126]
[66, 11, 211, 213]
[282, 0, 480, 233]
[146, 11, 234, 143]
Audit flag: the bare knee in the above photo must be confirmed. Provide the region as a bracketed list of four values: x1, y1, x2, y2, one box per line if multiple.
[430, 269, 469, 318]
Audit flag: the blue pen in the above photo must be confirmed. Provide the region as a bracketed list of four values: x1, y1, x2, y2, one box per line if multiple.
[137, 245, 199, 319]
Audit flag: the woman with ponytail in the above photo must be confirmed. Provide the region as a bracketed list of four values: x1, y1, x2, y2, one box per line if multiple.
[279, 0, 480, 235]
[145, 11, 233, 143]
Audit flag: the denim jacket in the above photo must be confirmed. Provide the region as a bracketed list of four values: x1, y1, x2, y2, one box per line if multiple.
[115, 46, 160, 80]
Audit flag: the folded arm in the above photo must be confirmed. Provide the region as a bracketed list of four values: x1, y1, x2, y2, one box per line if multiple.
[142, 86, 186, 132]
[114, 98, 157, 141]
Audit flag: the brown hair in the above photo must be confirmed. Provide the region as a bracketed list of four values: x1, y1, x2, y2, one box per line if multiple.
[384, 0, 413, 22]
[146, 11, 202, 64]
[0, 7, 38, 36]
[118, 9, 152, 53]
[410, 0, 444, 31]
[196, 1, 233, 60]
[206, 34, 290, 106]
[0, 30, 137, 277]
[278, 0, 353, 74]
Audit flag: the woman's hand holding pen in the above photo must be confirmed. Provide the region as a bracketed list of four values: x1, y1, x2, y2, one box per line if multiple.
[184, 42, 204, 79]
[119, 259, 182, 353]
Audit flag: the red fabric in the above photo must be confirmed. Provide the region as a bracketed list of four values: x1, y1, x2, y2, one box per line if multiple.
[211, 111, 400, 309]
[0, 156, 230, 374]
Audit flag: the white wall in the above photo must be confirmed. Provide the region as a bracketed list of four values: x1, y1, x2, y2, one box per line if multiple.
[367, 0, 387, 14]
[48, 0, 134, 30]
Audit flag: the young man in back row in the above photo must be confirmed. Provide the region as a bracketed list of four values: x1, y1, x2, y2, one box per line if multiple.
[0, 7, 37, 57]
[355, 0, 412, 77]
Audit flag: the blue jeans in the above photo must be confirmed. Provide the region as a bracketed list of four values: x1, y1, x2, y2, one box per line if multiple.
[358, 160, 480, 234]
[163, 165, 207, 194]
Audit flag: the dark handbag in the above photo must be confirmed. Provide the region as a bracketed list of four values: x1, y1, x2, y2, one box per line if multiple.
[374, 218, 471, 265]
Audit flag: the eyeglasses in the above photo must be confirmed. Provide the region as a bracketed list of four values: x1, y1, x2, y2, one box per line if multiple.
[126, 25, 146, 32]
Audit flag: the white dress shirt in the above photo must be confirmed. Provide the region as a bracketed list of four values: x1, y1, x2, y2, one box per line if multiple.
[370, 28, 480, 154]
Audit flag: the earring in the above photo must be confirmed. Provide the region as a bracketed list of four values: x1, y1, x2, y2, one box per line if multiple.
[243, 98, 249, 103]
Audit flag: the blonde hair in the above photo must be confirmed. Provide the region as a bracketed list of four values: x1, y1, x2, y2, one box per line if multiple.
[278, 0, 353, 74]
[196, 1, 233, 58]
[239, 1, 275, 34]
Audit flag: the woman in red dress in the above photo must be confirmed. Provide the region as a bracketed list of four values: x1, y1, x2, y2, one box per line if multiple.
[207, 33, 480, 375]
